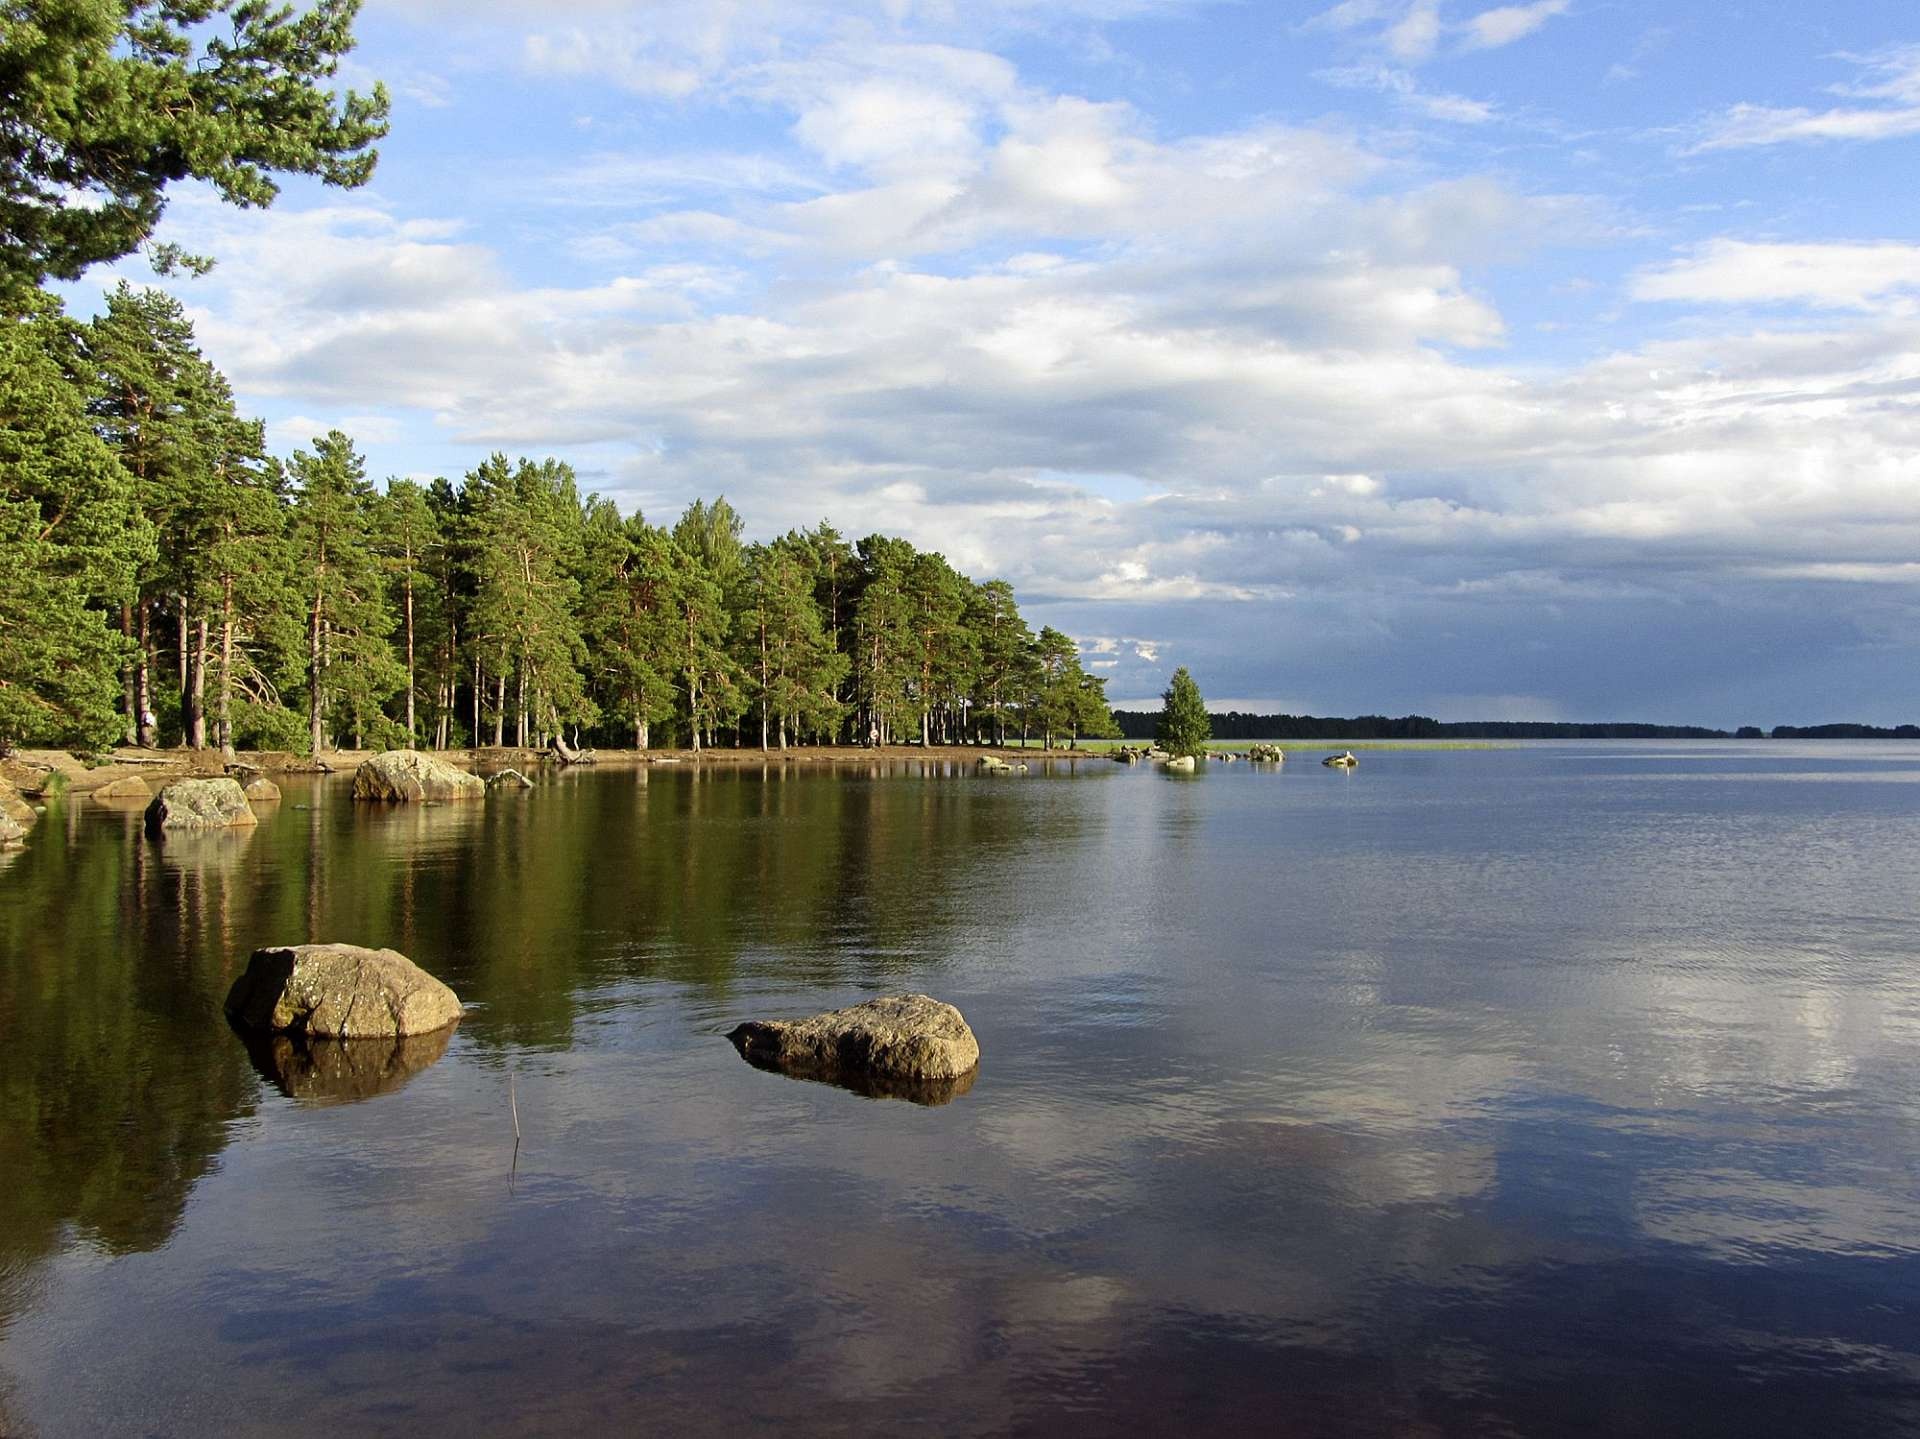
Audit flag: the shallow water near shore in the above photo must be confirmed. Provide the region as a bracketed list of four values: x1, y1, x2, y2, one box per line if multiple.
[2, 742, 1919, 1436]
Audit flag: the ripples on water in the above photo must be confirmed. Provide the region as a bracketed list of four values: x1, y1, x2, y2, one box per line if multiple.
[1, 742, 1918, 1435]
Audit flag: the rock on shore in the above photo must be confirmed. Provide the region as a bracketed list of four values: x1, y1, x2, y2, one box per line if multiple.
[92, 775, 155, 802]
[728, 994, 980, 1085]
[144, 777, 258, 834]
[226, 943, 463, 1038]
[352, 750, 485, 803]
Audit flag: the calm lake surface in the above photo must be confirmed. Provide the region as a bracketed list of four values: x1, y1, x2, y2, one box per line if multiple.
[3, 743, 1919, 1436]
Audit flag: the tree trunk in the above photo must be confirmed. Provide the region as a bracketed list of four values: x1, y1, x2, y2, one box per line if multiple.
[189, 618, 208, 748]
[218, 574, 235, 757]
[404, 568, 416, 742]
[121, 603, 138, 744]
[308, 593, 325, 758]
[134, 601, 155, 746]
[493, 672, 506, 747]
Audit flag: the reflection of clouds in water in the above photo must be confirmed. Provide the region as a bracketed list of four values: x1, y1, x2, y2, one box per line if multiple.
[1637, 1171, 1920, 1262]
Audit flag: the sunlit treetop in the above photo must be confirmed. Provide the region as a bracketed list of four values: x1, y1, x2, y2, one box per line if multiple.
[0, 0, 389, 292]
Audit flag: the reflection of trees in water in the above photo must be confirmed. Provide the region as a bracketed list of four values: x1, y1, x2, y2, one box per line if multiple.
[0, 811, 261, 1336]
[0, 769, 1079, 1331]
[433, 766, 1066, 1052]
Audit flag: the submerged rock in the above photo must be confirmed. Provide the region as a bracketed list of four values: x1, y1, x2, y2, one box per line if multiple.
[240, 1025, 455, 1105]
[243, 776, 282, 803]
[1322, 752, 1358, 768]
[1164, 754, 1197, 773]
[728, 994, 981, 1095]
[225, 943, 463, 1038]
[145, 777, 258, 834]
[0, 804, 22, 848]
[352, 749, 485, 803]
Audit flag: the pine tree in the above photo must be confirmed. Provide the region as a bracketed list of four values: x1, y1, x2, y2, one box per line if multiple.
[967, 579, 1029, 745]
[465, 455, 593, 748]
[374, 479, 439, 744]
[0, 298, 151, 750]
[84, 282, 209, 745]
[1032, 626, 1080, 749]
[578, 504, 677, 749]
[288, 431, 400, 753]
[2, 0, 389, 290]
[1155, 666, 1210, 758]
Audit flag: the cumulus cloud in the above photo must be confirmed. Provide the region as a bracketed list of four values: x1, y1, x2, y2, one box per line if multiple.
[115, 5, 1920, 718]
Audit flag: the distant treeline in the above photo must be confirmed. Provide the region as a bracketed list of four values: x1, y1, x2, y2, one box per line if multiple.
[1114, 712, 1710, 740]
[1767, 724, 1920, 739]
[1113, 712, 1920, 741]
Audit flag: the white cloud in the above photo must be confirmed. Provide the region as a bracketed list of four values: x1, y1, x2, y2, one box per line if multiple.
[1691, 46, 1920, 151]
[1317, 63, 1497, 124]
[1461, 0, 1569, 53]
[1632, 240, 1920, 312]
[1385, 0, 1441, 65]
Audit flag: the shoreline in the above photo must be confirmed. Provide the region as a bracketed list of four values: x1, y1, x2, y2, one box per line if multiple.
[3, 742, 1105, 795]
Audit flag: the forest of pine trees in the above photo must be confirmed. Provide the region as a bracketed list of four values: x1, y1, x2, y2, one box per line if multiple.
[0, 284, 1119, 757]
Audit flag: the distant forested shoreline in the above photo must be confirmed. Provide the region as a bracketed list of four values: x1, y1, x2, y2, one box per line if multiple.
[1110, 713, 1920, 741]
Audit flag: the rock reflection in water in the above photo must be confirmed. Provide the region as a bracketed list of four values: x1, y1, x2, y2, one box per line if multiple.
[726, 1041, 979, 1106]
[240, 1024, 456, 1106]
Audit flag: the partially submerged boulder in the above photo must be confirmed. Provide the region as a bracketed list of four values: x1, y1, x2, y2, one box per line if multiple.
[1247, 744, 1285, 763]
[352, 749, 485, 803]
[145, 777, 258, 835]
[243, 776, 282, 803]
[225, 943, 463, 1038]
[728, 994, 980, 1096]
[92, 775, 155, 802]
[0, 806, 22, 848]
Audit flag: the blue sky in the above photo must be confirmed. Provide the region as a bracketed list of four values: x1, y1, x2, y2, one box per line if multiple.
[80, 0, 1920, 723]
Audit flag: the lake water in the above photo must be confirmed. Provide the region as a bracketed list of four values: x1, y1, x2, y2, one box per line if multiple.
[3, 743, 1919, 1436]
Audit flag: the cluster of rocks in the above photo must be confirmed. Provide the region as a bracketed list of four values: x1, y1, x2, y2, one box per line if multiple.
[977, 756, 1028, 775]
[1247, 744, 1285, 763]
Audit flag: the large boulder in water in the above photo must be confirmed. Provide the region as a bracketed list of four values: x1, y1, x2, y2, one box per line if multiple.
[225, 943, 463, 1038]
[728, 994, 980, 1088]
[144, 777, 258, 835]
[352, 750, 485, 803]
[243, 776, 281, 803]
